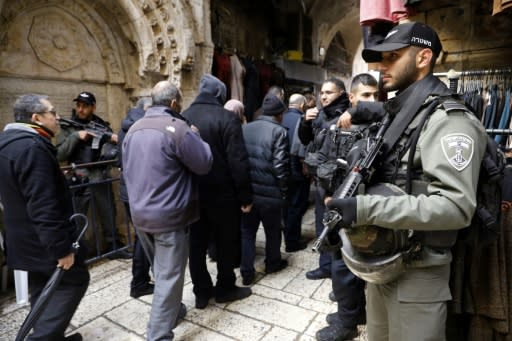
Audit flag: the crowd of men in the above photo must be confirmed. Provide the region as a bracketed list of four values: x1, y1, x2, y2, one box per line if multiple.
[0, 22, 488, 341]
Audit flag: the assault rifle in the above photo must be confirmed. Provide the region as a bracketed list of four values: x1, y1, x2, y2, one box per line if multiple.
[58, 115, 113, 150]
[312, 115, 392, 252]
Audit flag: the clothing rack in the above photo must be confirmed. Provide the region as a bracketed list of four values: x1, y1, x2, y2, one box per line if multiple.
[434, 67, 512, 92]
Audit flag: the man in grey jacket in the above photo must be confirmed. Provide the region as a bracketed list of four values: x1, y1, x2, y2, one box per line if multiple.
[123, 81, 213, 341]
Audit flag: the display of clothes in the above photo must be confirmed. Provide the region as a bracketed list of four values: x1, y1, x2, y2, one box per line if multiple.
[457, 68, 512, 148]
[211, 47, 286, 122]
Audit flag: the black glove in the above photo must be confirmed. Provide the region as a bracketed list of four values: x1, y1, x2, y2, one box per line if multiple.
[326, 197, 357, 228]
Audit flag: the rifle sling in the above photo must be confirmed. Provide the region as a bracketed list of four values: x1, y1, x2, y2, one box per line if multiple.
[382, 75, 451, 156]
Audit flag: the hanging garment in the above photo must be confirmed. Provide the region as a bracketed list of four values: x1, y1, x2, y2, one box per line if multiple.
[493, 0, 512, 15]
[229, 54, 245, 101]
[213, 50, 232, 99]
[242, 57, 260, 122]
[496, 90, 511, 145]
[360, 0, 410, 25]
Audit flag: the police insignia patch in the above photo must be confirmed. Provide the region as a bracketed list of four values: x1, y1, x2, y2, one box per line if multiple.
[441, 134, 474, 171]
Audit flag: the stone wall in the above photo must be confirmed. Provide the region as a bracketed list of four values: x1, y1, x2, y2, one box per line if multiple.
[0, 0, 212, 130]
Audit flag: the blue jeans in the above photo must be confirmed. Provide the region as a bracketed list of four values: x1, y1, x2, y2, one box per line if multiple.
[240, 204, 283, 277]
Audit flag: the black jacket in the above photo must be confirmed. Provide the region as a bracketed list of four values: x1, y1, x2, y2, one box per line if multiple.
[298, 93, 350, 152]
[243, 116, 290, 207]
[0, 124, 86, 272]
[118, 107, 145, 202]
[182, 75, 252, 206]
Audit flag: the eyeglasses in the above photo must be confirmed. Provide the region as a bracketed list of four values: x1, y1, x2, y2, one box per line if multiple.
[37, 110, 57, 117]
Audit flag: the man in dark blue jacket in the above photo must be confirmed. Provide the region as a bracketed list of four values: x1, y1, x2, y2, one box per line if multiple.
[182, 74, 253, 309]
[0, 94, 89, 341]
[281, 94, 310, 252]
[241, 94, 290, 285]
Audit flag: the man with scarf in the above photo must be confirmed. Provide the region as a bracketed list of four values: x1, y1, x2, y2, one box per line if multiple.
[326, 22, 487, 340]
[298, 77, 350, 280]
[0, 94, 89, 340]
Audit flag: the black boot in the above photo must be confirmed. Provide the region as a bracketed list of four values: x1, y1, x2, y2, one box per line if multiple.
[315, 323, 358, 341]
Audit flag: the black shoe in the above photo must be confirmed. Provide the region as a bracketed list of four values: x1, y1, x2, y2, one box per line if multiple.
[315, 324, 358, 341]
[215, 286, 252, 303]
[195, 293, 213, 309]
[285, 240, 308, 253]
[326, 312, 366, 326]
[329, 291, 336, 302]
[64, 333, 83, 341]
[130, 283, 154, 298]
[173, 303, 187, 327]
[306, 268, 331, 280]
[242, 273, 255, 286]
[265, 259, 288, 274]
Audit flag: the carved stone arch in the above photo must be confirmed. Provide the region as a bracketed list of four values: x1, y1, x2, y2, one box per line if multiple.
[316, 6, 362, 77]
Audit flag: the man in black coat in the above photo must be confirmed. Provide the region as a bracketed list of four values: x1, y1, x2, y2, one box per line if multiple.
[182, 74, 253, 309]
[240, 94, 291, 285]
[0, 94, 89, 341]
[118, 97, 153, 299]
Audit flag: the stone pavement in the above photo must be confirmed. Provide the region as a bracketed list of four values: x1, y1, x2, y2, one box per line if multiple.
[0, 206, 367, 340]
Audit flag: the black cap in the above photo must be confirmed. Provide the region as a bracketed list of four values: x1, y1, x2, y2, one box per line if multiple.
[73, 91, 96, 105]
[362, 22, 442, 63]
[262, 94, 287, 116]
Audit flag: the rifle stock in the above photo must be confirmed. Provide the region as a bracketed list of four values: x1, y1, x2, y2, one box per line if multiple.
[312, 115, 392, 252]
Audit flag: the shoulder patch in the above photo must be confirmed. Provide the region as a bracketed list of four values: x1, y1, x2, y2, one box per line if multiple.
[441, 133, 474, 171]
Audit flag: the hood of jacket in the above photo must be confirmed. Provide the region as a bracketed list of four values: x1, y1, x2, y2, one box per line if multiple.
[197, 74, 227, 105]
[121, 107, 145, 132]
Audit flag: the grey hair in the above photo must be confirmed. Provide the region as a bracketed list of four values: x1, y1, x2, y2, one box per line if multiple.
[151, 81, 182, 106]
[13, 94, 49, 122]
[136, 96, 152, 110]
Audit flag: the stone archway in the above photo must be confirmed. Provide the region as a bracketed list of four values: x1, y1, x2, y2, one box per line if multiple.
[0, 0, 212, 130]
[0, 1, 133, 129]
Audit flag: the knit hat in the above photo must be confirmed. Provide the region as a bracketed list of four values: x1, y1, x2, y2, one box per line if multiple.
[262, 94, 287, 116]
[362, 22, 442, 63]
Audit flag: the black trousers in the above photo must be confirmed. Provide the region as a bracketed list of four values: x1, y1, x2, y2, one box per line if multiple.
[124, 202, 152, 290]
[188, 202, 241, 297]
[73, 181, 119, 252]
[331, 254, 366, 329]
[27, 264, 89, 340]
[282, 179, 310, 246]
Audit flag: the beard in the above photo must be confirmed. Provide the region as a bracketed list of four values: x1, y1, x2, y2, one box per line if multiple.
[382, 55, 418, 92]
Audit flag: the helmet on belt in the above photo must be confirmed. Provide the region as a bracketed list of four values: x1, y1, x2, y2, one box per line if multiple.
[341, 183, 414, 284]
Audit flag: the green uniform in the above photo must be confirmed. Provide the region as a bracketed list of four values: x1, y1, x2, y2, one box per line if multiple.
[56, 115, 118, 253]
[356, 98, 487, 341]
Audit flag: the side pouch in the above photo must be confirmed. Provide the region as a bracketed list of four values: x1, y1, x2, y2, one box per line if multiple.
[304, 152, 326, 176]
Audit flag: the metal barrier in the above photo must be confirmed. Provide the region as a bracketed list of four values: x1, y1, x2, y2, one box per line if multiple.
[63, 160, 134, 265]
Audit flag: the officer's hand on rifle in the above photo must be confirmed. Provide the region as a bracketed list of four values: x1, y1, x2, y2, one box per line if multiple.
[326, 197, 357, 229]
[57, 252, 75, 270]
[77, 130, 93, 141]
[110, 133, 118, 144]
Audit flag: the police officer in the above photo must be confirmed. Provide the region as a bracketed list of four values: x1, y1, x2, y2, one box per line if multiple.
[326, 22, 487, 341]
[298, 78, 350, 280]
[315, 73, 379, 341]
[56, 92, 127, 258]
